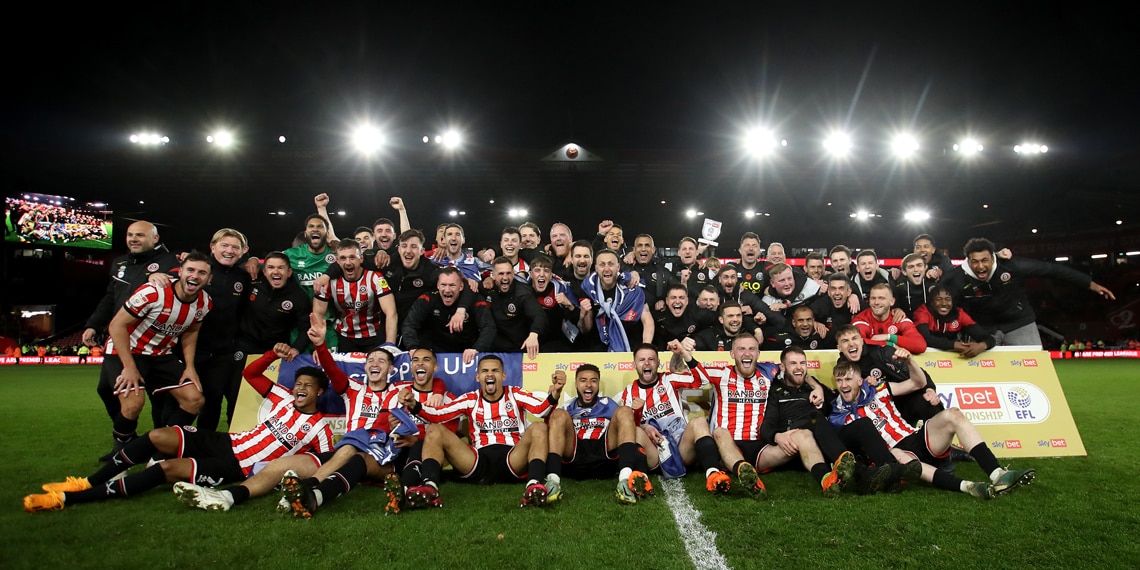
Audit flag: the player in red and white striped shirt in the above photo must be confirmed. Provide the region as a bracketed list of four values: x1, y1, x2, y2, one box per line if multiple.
[101, 252, 214, 457]
[828, 341, 1036, 499]
[26, 343, 334, 512]
[314, 239, 398, 353]
[399, 354, 565, 508]
[617, 342, 738, 496]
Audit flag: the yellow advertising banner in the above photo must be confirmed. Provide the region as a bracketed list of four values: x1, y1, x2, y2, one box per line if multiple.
[233, 348, 1084, 459]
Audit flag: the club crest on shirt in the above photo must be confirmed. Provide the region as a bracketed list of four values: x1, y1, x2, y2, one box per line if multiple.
[413, 278, 423, 288]
[234, 282, 243, 293]
[325, 254, 336, 264]
[147, 262, 160, 272]
[507, 302, 517, 314]
[282, 300, 293, 310]
[129, 292, 148, 308]
[1000, 272, 1011, 282]
[887, 325, 898, 334]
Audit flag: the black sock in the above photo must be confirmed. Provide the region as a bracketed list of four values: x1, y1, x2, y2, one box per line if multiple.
[401, 461, 423, 487]
[112, 414, 138, 442]
[932, 468, 964, 492]
[421, 458, 442, 485]
[617, 442, 641, 471]
[547, 453, 563, 477]
[166, 406, 198, 428]
[694, 436, 722, 473]
[969, 443, 1001, 476]
[70, 465, 167, 504]
[731, 459, 746, 475]
[528, 458, 546, 482]
[316, 454, 368, 507]
[229, 485, 251, 505]
[90, 435, 157, 485]
[810, 462, 830, 482]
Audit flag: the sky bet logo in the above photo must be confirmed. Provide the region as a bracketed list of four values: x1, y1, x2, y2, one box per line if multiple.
[968, 359, 997, 368]
[1009, 359, 1039, 367]
[807, 360, 821, 369]
[522, 362, 538, 372]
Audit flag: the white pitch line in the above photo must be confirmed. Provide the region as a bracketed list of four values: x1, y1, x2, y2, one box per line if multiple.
[661, 478, 731, 570]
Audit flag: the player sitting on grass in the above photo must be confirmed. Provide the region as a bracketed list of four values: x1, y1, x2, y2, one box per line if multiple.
[617, 342, 736, 495]
[828, 355, 1035, 499]
[545, 365, 658, 505]
[398, 354, 565, 508]
[25, 343, 333, 512]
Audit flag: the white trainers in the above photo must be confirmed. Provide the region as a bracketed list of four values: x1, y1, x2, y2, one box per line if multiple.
[173, 481, 234, 511]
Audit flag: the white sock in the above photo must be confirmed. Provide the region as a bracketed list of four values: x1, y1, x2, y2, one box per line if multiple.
[706, 468, 720, 478]
[619, 467, 632, 481]
[313, 489, 324, 507]
[546, 473, 560, 484]
[989, 468, 1005, 484]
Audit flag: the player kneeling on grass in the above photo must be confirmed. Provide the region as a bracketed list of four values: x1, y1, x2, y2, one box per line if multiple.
[25, 344, 333, 513]
[398, 354, 565, 508]
[617, 342, 737, 495]
[827, 357, 1035, 498]
[546, 365, 658, 505]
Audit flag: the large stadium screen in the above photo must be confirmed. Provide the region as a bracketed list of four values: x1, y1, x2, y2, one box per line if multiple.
[4, 194, 113, 250]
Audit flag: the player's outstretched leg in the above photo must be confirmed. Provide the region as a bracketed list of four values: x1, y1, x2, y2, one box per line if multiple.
[383, 473, 403, 515]
[734, 462, 767, 500]
[281, 470, 318, 519]
[173, 482, 235, 511]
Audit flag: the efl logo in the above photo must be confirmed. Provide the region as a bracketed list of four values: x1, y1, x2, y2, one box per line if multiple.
[1005, 440, 1022, 449]
[807, 360, 821, 369]
[1051, 438, 1067, 448]
[521, 362, 538, 372]
[618, 362, 634, 371]
[980, 360, 995, 367]
[936, 360, 953, 368]
[1022, 359, 1038, 367]
[955, 387, 1001, 409]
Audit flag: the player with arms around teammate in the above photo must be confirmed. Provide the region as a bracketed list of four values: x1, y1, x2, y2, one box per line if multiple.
[545, 365, 658, 504]
[313, 239, 398, 352]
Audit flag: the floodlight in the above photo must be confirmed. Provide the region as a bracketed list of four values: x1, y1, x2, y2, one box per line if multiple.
[441, 130, 462, 149]
[744, 128, 781, 157]
[823, 132, 852, 157]
[352, 125, 385, 154]
[904, 210, 930, 222]
[891, 134, 919, 158]
[954, 139, 983, 154]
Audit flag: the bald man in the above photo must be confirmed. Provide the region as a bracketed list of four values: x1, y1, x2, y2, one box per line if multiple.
[84, 220, 180, 460]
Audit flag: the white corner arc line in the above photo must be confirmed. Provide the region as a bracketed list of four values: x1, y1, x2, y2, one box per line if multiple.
[661, 478, 731, 570]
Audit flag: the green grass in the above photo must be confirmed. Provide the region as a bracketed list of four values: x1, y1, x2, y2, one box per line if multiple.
[2, 361, 1139, 569]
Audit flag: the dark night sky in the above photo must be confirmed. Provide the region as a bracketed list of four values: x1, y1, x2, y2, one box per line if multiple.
[3, 3, 1139, 254]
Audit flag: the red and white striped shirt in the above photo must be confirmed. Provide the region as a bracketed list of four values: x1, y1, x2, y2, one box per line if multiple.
[314, 343, 397, 432]
[617, 370, 704, 431]
[316, 270, 393, 339]
[697, 364, 773, 441]
[108, 282, 212, 356]
[392, 380, 460, 436]
[835, 383, 919, 448]
[415, 386, 554, 449]
[228, 383, 334, 475]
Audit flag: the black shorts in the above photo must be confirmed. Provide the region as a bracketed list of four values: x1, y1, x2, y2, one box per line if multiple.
[100, 352, 189, 395]
[736, 439, 768, 467]
[175, 426, 246, 486]
[457, 444, 526, 484]
[893, 427, 949, 466]
[563, 437, 619, 480]
[337, 335, 382, 354]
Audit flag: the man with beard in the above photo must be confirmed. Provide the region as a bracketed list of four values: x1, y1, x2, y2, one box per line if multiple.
[941, 237, 1115, 347]
[852, 284, 928, 354]
[484, 256, 545, 359]
[99, 253, 214, 453]
[761, 347, 910, 495]
[765, 305, 835, 351]
[382, 229, 441, 322]
[809, 273, 860, 343]
[429, 223, 486, 291]
[694, 336, 853, 498]
[828, 356, 1035, 498]
[654, 284, 718, 351]
[402, 267, 495, 364]
[735, 232, 767, 296]
[545, 364, 657, 504]
[618, 342, 734, 494]
[892, 253, 938, 318]
[363, 196, 412, 271]
[580, 250, 654, 352]
[629, 233, 678, 313]
[284, 212, 337, 297]
[399, 354, 565, 508]
[83, 220, 180, 459]
[665, 237, 715, 299]
[715, 264, 782, 331]
[313, 240, 398, 353]
[27, 343, 332, 513]
[547, 222, 575, 280]
[527, 254, 584, 352]
[694, 301, 756, 351]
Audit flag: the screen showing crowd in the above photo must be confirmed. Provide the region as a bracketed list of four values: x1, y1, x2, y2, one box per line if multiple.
[4, 194, 113, 250]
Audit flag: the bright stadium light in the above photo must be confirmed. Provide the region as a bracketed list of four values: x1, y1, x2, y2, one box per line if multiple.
[1055, 256, 1070, 262]
[743, 128, 785, 157]
[279, 136, 287, 143]
[206, 130, 234, 148]
[1090, 254, 1108, 259]
[954, 139, 984, 154]
[904, 210, 930, 222]
[823, 132, 853, 157]
[508, 208, 528, 218]
[850, 210, 875, 220]
[130, 133, 168, 146]
[891, 134, 920, 158]
[441, 130, 462, 149]
[686, 209, 698, 218]
[352, 125, 385, 154]
[1015, 142, 1048, 155]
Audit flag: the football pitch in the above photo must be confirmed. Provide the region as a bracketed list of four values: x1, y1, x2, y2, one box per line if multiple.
[2, 361, 1138, 569]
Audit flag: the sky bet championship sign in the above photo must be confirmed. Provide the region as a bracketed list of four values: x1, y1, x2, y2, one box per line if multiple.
[231, 348, 1083, 459]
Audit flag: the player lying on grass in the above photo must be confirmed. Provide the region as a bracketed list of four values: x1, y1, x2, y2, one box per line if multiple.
[25, 343, 333, 512]
[545, 364, 658, 505]
[828, 353, 1036, 499]
[398, 354, 564, 508]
